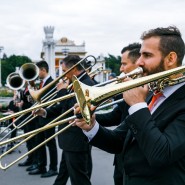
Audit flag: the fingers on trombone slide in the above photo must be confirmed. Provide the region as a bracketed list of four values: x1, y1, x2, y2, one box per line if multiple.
[32, 108, 46, 117]
[57, 79, 69, 91]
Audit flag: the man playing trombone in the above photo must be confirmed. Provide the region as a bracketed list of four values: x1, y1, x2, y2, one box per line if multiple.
[29, 61, 58, 177]
[96, 42, 141, 185]
[74, 26, 185, 185]
[35, 55, 95, 185]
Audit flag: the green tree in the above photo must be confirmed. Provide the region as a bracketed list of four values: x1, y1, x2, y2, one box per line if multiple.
[104, 54, 121, 75]
[1, 55, 32, 85]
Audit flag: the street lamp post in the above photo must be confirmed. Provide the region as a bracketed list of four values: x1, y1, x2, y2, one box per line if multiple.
[0, 46, 4, 87]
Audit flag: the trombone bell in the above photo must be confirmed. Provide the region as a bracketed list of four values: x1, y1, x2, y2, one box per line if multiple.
[6, 72, 25, 90]
[19, 63, 39, 81]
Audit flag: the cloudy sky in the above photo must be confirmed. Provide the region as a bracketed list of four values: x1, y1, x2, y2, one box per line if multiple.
[0, 0, 185, 61]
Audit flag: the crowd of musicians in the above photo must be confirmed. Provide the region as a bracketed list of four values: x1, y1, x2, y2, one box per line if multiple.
[1, 25, 185, 185]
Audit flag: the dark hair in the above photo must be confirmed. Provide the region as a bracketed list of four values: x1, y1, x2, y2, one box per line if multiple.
[121, 43, 141, 64]
[82, 60, 92, 72]
[109, 73, 116, 78]
[128, 48, 141, 64]
[61, 55, 83, 71]
[141, 26, 185, 66]
[121, 43, 141, 54]
[36, 60, 49, 73]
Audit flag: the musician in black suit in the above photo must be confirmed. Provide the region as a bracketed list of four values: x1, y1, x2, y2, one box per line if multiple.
[29, 61, 58, 178]
[17, 82, 38, 167]
[35, 55, 95, 185]
[74, 26, 185, 185]
[96, 43, 141, 185]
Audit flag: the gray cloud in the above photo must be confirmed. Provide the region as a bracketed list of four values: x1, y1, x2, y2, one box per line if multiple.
[0, 0, 185, 60]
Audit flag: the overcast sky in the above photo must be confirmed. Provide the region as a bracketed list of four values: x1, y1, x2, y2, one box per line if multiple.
[0, 0, 185, 61]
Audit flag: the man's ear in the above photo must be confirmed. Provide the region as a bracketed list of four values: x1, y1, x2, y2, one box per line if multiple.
[164, 52, 177, 68]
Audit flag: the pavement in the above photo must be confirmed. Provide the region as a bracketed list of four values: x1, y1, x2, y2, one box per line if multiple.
[0, 141, 114, 185]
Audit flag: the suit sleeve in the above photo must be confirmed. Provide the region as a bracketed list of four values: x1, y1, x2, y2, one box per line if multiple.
[46, 88, 77, 118]
[90, 121, 128, 154]
[96, 106, 123, 126]
[125, 107, 185, 167]
[96, 101, 129, 127]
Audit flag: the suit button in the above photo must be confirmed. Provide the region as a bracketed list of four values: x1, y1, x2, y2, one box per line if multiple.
[133, 129, 137, 134]
[130, 124, 137, 134]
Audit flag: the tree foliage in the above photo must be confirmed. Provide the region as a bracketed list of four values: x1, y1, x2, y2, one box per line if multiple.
[104, 54, 121, 75]
[1, 55, 32, 85]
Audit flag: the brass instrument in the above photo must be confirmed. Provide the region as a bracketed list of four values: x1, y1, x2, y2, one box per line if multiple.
[29, 55, 97, 102]
[88, 66, 103, 79]
[1, 66, 185, 170]
[19, 63, 39, 82]
[0, 63, 39, 137]
[6, 72, 25, 90]
[72, 66, 185, 124]
[95, 67, 143, 87]
[0, 56, 96, 137]
[0, 99, 123, 170]
[0, 66, 142, 124]
[0, 67, 144, 170]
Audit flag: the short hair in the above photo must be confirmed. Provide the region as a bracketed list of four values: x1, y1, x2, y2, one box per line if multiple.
[121, 43, 141, 54]
[36, 60, 49, 73]
[109, 73, 116, 78]
[121, 43, 141, 64]
[61, 55, 83, 71]
[141, 26, 185, 66]
[82, 60, 92, 72]
[128, 48, 141, 64]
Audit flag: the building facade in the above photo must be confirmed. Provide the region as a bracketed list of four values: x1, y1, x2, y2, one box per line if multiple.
[41, 26, 108, 82]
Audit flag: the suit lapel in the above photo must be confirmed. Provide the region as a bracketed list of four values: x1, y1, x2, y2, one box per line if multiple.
[152, 84, 185, 119]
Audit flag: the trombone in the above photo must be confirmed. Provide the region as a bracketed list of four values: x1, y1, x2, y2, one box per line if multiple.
[0, 98, 124, 170]
[0, 67, 143, 169]
[29, 55, 97, 102]
[72, 65, 185, 124]
[0, 67, 142, 123]
[0, 56, 96, 138]
[0, 66, 185, 170]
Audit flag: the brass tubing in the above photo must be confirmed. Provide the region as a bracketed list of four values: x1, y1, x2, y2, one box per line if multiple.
[0, 93, 75, 123]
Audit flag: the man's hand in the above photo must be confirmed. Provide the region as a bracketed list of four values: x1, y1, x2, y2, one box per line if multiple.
[33, 108, 46, 117]
[57, 79, 69, 91]
[123, 84, 149, 106]
[73, 103, 96, 132]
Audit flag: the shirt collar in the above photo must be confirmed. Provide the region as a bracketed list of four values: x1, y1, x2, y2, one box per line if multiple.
[162, 82, 185, 98]
[42, 75, 50, 86]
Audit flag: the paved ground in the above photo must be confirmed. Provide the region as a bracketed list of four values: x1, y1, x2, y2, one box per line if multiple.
[0, 141, 114, 185]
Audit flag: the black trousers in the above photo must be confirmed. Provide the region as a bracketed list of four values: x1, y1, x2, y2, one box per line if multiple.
[23, 117, 37, 163]
[114, 154, 124, 185]
[53, 150, 92, 185]
[35, 126, 58, 170]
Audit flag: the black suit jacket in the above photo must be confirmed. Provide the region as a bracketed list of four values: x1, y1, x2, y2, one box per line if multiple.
[39, 76, 54, 127]
[90, 84, 185, 185]
[46, 72, 95, 152]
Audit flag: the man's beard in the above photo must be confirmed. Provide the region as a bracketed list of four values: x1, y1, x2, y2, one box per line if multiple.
[142, 59, 165, 76]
